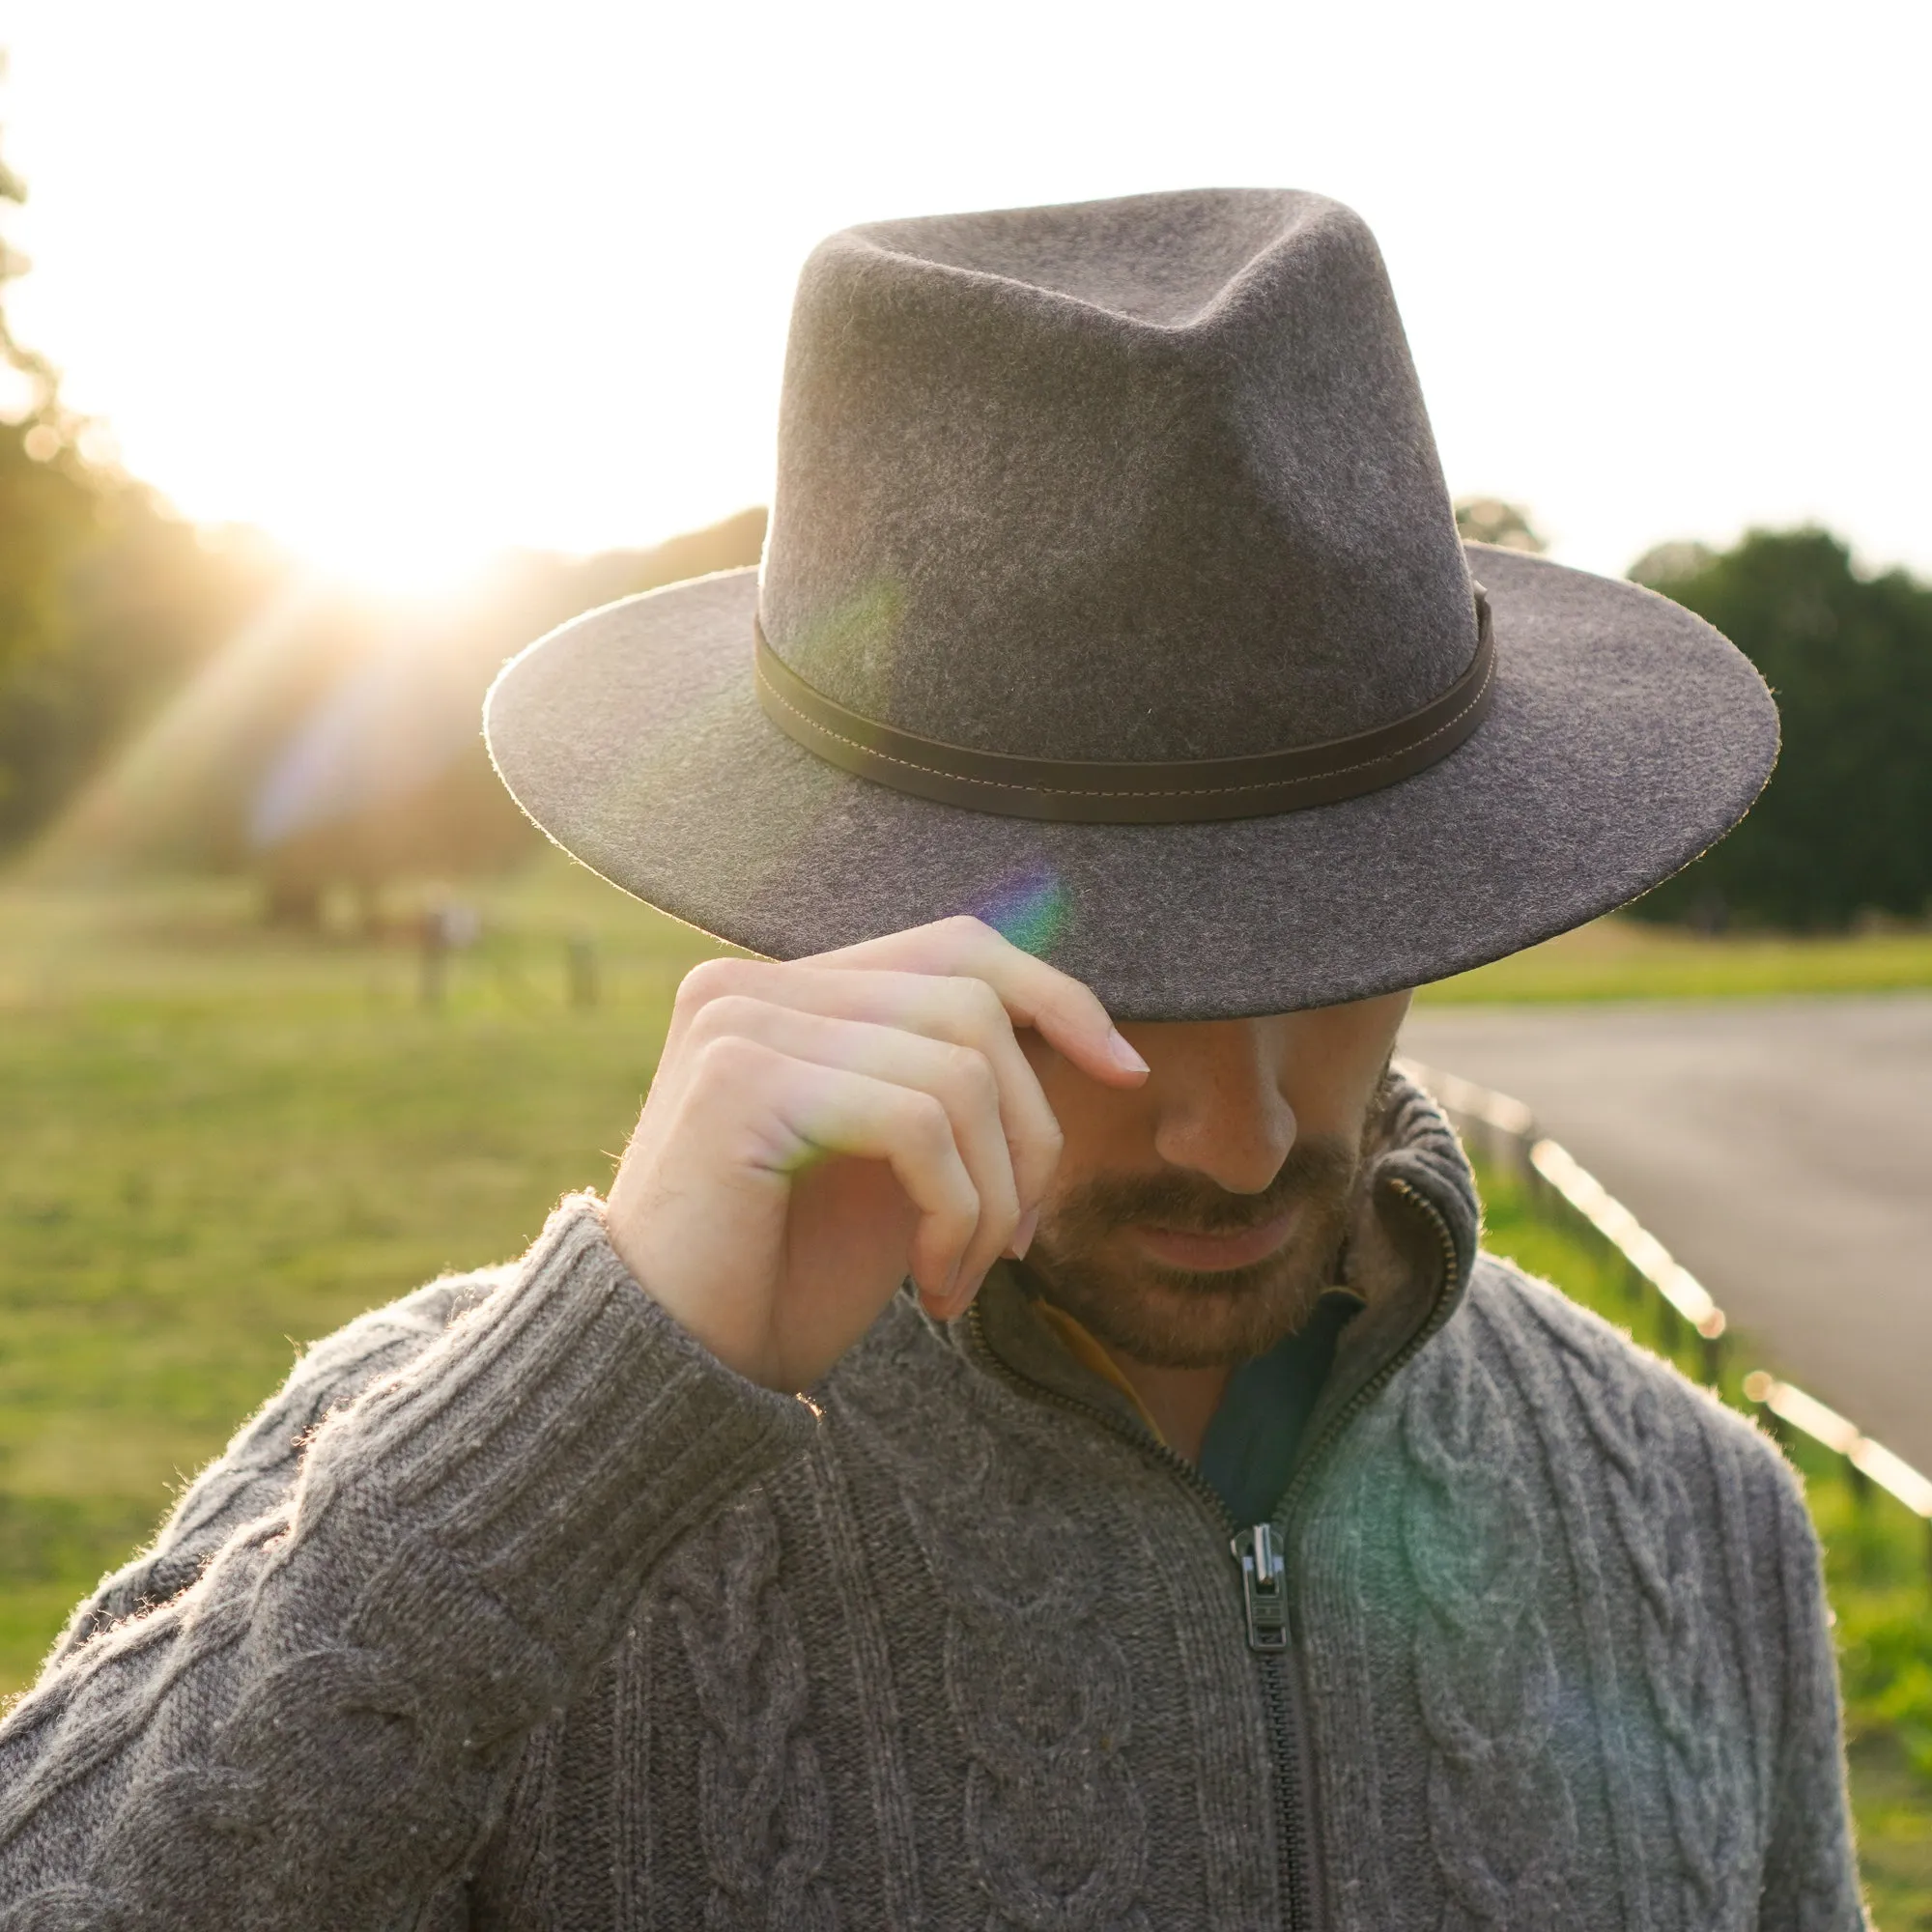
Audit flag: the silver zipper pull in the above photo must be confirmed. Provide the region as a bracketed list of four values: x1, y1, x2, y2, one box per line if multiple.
[1232, 1522, 1291, 1652]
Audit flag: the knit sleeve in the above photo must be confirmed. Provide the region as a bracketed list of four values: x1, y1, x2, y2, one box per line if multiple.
[0, 1194, 817, 1928]
[1752, 1454, 1868, 1931]
[49, 1266, 507, 1662]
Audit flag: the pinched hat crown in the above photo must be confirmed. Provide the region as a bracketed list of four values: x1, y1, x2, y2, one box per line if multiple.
[756, 189, 1490, 819]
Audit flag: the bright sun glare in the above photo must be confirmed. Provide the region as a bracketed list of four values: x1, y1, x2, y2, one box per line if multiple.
[6, 2, 1931, 588]
[285, 510, 510, 603]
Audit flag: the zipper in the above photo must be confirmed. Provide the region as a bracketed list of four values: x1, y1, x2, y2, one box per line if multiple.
[965, 1303, 1314, 1922]
[1243, 1178, 1463, 1931]
[1231, 1518, 1312, 1932]
[1234, 1521, 1291, 1650]
[963, 1174, 1463, 1931]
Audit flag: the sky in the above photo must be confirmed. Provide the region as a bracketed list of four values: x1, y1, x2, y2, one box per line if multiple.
[2, 0, 1928, 594]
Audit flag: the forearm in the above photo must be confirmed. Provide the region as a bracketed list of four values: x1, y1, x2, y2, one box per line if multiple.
[0, 1197, 815, 1926]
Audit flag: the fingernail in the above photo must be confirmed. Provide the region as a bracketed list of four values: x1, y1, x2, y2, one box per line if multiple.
[1009, 1207, 1039, 1259]
[1107, 1029, 1150, 1075]
[936, 1269, 980, 1322]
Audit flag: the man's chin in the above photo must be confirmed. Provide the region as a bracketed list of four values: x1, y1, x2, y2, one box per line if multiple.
[1037, 1259, 1327, 1370]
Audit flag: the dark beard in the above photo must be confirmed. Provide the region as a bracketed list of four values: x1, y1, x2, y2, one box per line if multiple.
[1023, 1133, 1365, 1370]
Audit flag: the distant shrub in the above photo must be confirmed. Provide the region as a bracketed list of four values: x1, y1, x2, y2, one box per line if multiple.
[1629, 529, 1932, 931]
[1454, 496, 1547, 554]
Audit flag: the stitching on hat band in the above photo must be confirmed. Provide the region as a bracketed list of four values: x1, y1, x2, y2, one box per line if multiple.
[753, 591, 1496, 825]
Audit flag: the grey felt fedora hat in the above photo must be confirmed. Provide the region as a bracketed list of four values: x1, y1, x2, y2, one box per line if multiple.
[486, 188, 1776, 1020]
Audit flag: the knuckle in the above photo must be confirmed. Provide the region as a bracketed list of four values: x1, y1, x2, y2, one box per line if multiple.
[685, 991, 763, 1042]
[951, 974, 1009, 1029]
[691, 1031, 768, 1086]
[674, 955, 743, 1013]
[940, 1042, 998, 1103]
[898, 1089, 953, 1145]
[1052, 990, 1105, 1039]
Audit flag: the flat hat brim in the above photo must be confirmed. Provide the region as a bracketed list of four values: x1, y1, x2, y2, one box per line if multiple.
[483, 543, 1776, 1020]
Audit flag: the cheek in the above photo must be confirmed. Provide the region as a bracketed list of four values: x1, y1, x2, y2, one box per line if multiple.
[1338, 994, 1408, 1065]
[1023, 1045, 1149, 1182]
[1273, 997, 1408, 1133]
[1358, 992, 1412, 1061]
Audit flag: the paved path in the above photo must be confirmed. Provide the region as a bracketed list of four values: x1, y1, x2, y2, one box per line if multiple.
[1400, 996, 1932, 1475]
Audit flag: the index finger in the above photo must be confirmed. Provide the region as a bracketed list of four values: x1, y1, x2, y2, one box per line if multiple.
[801, 916, 1149, 1088]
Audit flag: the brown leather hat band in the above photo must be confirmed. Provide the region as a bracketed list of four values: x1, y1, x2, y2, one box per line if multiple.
[753, 588, 1496, 825]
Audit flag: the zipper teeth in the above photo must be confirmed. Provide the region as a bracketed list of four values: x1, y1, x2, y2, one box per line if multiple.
[965, 1179, 1463, 1932]
[1264, 1179, 1461, 1932]
[1261, 1654, 1305, 1932]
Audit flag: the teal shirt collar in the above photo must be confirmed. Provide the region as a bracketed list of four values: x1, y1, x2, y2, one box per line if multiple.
[1197, 1288, 1367, 1529]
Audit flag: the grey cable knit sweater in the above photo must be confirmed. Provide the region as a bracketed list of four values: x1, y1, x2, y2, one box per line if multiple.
[0, 1079, 1863, 1928]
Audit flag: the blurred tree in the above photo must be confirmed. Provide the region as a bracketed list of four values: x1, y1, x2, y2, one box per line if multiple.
[0, 494, 279, 849]
[1627, 540, 1715, 587]
[0, 412, 95, 689]
[26, 507, 770, 920]
[0, 95, 278, 849]
[0, 93, 86, 692]
[1454, 497, 1548, 554]
[247, 507, 771, 923]
[1630, 529, 1932, 930]
[2, 93, 771, 894]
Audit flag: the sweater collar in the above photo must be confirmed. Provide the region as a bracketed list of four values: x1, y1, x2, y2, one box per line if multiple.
[962, 1068, 1481, 1456]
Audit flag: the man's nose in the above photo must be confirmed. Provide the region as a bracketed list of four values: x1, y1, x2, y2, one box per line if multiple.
[1147, 1020, 1295, 1195]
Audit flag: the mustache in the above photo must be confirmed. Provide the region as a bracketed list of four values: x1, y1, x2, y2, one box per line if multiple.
[1049, 1134, 1361, 1237]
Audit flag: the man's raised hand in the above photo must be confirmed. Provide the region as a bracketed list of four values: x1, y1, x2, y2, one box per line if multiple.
[603, 917, 1149, 1392]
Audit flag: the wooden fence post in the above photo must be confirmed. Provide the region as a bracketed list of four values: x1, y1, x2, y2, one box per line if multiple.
[419, 911, 448, 1009]
[567, 935, 599, 1010]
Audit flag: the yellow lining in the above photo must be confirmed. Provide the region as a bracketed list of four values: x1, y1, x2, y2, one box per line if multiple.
[1032, 1301, 1167, 1445]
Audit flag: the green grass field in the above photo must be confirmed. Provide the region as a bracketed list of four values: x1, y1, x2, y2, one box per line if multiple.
[2, 855, 1926, 1918]
[1421, 912, 1932, 1004]
[0, 857, 719, 1688]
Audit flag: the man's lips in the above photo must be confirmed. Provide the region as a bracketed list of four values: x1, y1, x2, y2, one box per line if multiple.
[1129, 1208, 1299, 1274]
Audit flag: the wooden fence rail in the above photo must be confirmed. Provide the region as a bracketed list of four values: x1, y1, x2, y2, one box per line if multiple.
[1398, 1057, 1932, 1573]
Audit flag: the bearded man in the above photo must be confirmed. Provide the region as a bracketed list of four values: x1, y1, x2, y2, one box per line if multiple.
[0, 190, 1862, 1928]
